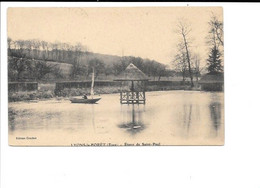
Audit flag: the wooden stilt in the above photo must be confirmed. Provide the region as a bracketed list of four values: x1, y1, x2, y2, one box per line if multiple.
[127, 92, 129, 104]
[143, 91, 146, 104]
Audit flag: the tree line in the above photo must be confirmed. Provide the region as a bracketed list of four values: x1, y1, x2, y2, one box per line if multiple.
[8, 39, 170, 82]
[8, 39, 88, 63]
[172, 14, 224, 87]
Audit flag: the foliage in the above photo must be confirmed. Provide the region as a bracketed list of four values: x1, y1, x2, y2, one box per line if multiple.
[69, 62, 87, 80]
[207, 15, 223, 48]
[206, 14, 224, 74]
[8, 57, 61, 81]
[112, 56, 168, 81]
[207, 46, 223, 74]
[174, 20, 194, 87]
[8, 38, 169, 80]
[88, 58, 105, 78]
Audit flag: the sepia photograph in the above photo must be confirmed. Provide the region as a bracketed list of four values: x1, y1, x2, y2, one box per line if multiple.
[7, 7, 224, 146]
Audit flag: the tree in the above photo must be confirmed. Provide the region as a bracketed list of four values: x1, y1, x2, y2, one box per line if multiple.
[206, 14, 224, 74]
[31, 39, 41, 58]
[208, 15, 223, 48]
[24, 40, 33, 57]
[174, 52, 187, 83]
[8, 37, 12, 56]
[52, 66, 64, 80]
[192, 53, 202, 83]
[173, 42, 188, 83]
[112, 57, 128, 76]
[104, 66, 113, 78]
[175, 20, 194, 87]
[8, 41, 28, 81]
[16, 40, 26, 56]
[207, 46, 223, 74]
[33, 60, 55, 80]
[8, 56, 57, 81]
[41, 40, 49, 60]
[152, 63, 167, 81]
[8, 57, 28, 81]
[50, 42, 58, 61]
[70, 61, 87, 80]
[88, 58, 105, 79]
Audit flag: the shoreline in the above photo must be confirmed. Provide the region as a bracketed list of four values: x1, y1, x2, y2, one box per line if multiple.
[8, 86, 203, 102]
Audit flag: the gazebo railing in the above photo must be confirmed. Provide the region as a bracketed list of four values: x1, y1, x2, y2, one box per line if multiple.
[120, 91, 146, 104]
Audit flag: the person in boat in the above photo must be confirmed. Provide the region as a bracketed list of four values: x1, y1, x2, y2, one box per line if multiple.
[83, 94, 88, 99]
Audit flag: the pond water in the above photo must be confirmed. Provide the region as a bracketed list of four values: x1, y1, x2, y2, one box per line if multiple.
[8, 90, 224, 146]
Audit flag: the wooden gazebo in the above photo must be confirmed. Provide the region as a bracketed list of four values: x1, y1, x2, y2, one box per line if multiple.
[114, 63, 149, 104]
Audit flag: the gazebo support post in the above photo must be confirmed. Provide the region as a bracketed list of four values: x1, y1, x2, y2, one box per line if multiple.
[120, 81, 123, 104]
[127, 92, 129, 104]
[143, 91, 146, 104]
[131, 81, 134, 103]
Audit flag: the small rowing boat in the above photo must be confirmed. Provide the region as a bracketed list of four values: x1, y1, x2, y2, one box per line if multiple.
[70, 66, 101, 104]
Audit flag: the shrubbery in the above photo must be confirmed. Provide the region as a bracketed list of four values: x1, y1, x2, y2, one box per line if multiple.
[8, 91, 54, 102]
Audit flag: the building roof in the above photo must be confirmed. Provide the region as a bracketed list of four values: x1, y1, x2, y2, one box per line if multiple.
[114, 63, 149, 81]
[199, 73, 224, 84]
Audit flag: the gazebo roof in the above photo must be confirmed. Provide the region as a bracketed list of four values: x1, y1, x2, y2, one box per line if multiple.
[199, 73, 224, 84]
[114, 63, 149, 81]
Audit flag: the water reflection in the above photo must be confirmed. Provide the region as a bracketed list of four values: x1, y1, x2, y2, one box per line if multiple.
[91, 104, 95, 131]
[8, 108, 16, 131]
[8, 91, 224, 145]
[183, 104, 193, 131]
[8, 108, 36, 131]
[118, 104, 146, 134]
[209, 102, 222, 131]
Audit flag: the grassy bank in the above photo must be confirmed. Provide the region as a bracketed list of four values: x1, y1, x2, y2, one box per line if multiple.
[8, 91, 54, 102]
[8, 82, 199, 102]
[9, 83, 55, 102]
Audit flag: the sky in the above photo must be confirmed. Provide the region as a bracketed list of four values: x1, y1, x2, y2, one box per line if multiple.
[8, 7, 222, 67]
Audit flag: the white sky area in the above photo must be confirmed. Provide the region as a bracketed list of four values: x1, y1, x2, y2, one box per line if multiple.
[8, 7, 222, 67]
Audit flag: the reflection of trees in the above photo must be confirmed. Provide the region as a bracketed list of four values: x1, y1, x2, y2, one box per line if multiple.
[91, 104, 96, 132]
[209, 102, 221, 131]
[118, 105, 145, 134]
[183, 104, 193, 132]
[8, 108, 16, 131]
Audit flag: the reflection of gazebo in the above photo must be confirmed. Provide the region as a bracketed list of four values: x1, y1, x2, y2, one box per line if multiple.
[114, 63, 149, 104]
[118, 105, 145, 134]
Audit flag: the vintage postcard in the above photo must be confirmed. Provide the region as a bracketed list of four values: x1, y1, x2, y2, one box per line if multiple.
[8, 7, 224, 146]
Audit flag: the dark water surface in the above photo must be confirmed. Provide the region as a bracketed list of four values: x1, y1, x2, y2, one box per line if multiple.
[8, 90, 224, 146]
